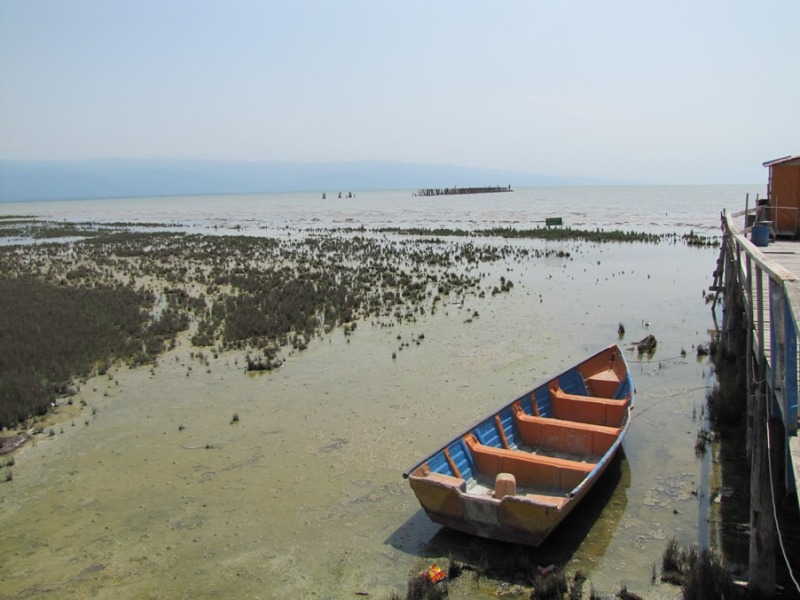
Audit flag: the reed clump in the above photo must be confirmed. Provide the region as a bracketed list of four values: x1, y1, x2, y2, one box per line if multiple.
[531, 569, 568, 599]
[0, 276, 169, 427]
[403, 573, 448, 600]
[660, 538, 735, 598]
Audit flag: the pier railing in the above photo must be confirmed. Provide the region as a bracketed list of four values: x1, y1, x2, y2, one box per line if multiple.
[717, 208, 799, 435]
[715, 207, 800, 597]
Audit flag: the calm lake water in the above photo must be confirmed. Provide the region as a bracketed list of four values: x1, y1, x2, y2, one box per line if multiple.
[0, 185, 762, 598]
[1, 183, 762, 235]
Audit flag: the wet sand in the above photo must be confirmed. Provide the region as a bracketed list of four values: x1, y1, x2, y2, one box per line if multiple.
[0, 239, 715, 599]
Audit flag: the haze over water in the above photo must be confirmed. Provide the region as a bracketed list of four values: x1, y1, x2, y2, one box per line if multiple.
[0, 184, 761, 598]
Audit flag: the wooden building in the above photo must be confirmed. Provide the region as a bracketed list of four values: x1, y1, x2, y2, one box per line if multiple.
[763, 155, 800, 237]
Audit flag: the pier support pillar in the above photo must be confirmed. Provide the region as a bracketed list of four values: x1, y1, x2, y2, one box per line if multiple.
[749, 375, 777, 597]
[720, 244, 737, 357]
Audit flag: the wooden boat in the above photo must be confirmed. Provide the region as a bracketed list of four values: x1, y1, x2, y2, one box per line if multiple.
[403, 344, 633, 546]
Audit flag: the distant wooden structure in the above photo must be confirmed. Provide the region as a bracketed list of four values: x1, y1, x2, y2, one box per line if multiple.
[763, 155, 800, 238]
[414, 185, 512, 197]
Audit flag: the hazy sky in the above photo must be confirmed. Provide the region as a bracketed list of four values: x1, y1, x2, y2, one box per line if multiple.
[1, 1, 797, 184]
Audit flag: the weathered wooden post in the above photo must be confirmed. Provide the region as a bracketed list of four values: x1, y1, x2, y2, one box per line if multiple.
[750, 362, 777, 597]
[719, 231, 743, 359]
[747, 256, 756, 460]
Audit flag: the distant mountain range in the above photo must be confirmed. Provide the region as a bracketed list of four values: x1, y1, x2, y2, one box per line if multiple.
[0, 158, 613, 202]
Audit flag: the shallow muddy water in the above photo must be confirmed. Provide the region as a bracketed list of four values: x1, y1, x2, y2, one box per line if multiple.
[0, 239, 718, 599]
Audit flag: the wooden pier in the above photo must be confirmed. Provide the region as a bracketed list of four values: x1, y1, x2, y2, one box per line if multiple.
[713, 205, 800, 597]
[413, 185, 512, 197]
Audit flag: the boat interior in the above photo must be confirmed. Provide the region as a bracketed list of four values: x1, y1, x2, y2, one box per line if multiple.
[413, 353, 632, 502]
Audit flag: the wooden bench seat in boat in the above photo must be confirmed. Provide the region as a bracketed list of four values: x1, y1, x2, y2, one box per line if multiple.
[583, 368, 622, 397]
[512, 403, 621, 456]
[549, 385, 629, 428]
[463, 434, 595, 493]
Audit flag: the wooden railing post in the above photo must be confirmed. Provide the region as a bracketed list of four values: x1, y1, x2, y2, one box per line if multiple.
[746, 253, 755, 460]
[750, 367, 777, 597]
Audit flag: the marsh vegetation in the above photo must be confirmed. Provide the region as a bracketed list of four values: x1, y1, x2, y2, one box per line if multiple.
[0, 218, 719, 430]
[0, 223, 523, 427]
[0, 209, 737, 599]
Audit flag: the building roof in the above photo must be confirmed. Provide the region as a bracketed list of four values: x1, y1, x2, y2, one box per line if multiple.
[763, 155, 800, 168]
